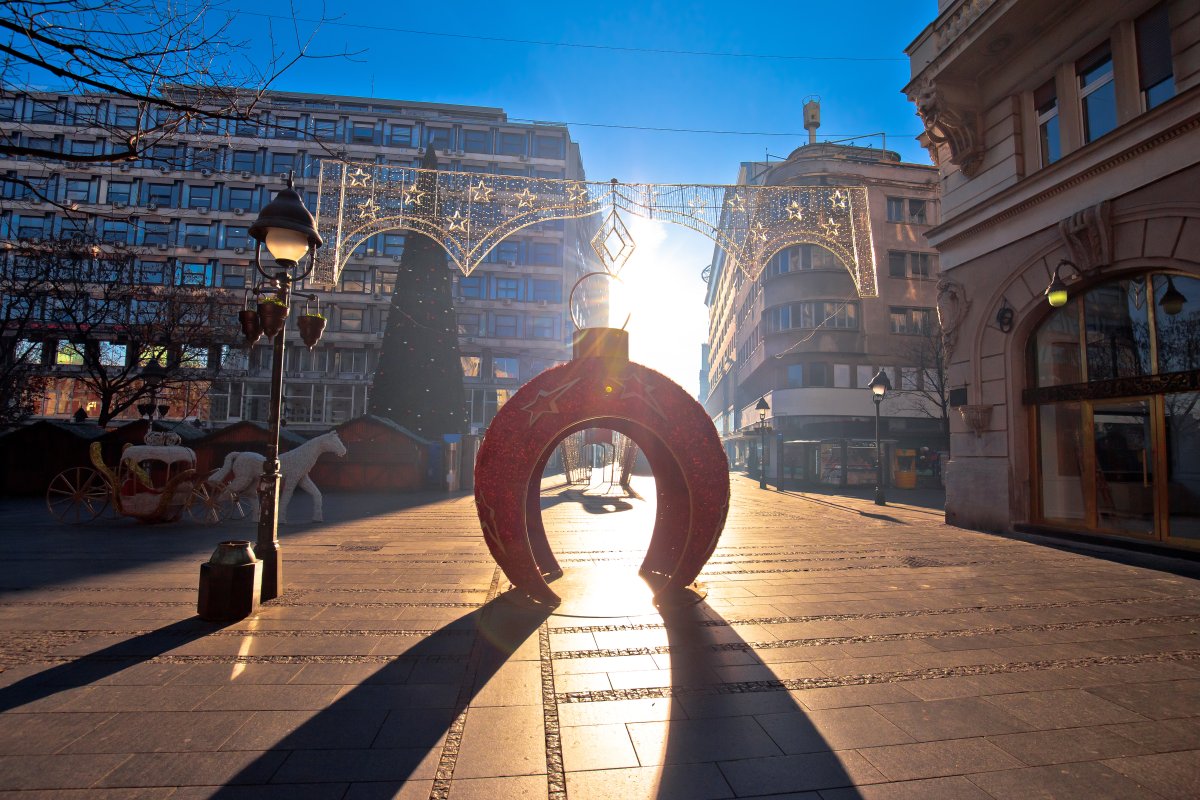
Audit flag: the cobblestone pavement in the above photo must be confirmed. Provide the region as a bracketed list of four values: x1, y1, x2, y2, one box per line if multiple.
[0, 474, 1198, 799]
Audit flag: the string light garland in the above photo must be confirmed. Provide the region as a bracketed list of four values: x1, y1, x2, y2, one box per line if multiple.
[315, 161, 878, 297]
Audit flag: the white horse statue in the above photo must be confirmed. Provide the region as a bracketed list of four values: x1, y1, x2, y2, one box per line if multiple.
[210, 430, 347, 523]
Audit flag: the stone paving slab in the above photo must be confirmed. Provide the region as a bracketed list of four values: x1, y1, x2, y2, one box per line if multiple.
[0, 473, 1198, 798]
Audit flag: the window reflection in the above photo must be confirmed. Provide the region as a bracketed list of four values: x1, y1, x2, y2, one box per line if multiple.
[1153, 274, 1199, 374]
[1034, 297, 1081, 387]
[1083, 280, 1151, 381]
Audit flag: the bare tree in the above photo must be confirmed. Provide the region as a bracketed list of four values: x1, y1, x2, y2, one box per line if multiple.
[0, 250, 50, 423]
[9, 235, 241, 425]
[0, 0, 346, 185]
[889, 315, 952, 441]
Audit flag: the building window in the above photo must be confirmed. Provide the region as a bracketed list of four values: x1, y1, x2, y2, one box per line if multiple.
[350, 121, 375, 144]
[270, 152, 295, 175]
[1079, 44, 1117, 144]
[340, 308, 364, 332]
[113, 105, 138, 127]
[141, 222, 170, 246]
[890, 306, 932, 335]
[457, 312, 482, 336]
[139, 261, 166, 284]
[220, 264, 247, 288]
[187, 186, 213, 209]
[1137, 3, 1175, 110]
[106, 181, 133, 205]
[530, 316, 556, 339]
[888, 251, 934, 279]
[766, 301, 858, 332]
[493, 277, 520, 300]
[492, 356, 519, 379]
[459, 276, 484, 299]
[223, 225, 250, 249]
[382, 233, 405, 256]
[175, 261, 213, 286]
[64, 179, 92, 203]
[102, 220, 129, 244]
[314, 119, 338, 141]
[786, 364, 803, 388]
[530, 241, 560, 266]
[908, 199, 927, 224]
[463, 129, 490, 154]
[182, 223, 210, 248]
[498, 132, 526, 156]
[531, 279, 561, 303]
[231, 151, 257, 173]
[1035, 78, 1061, 167]
[886, 197, 905, 222]
[334, 349, 367, 374]
[146, 183, 174, 207]
[533, 134, 564, 159]
[274, 117, 299, 139]
[227, 187, 255, 212]
[340, 269, 369, 293]
[426, 128, 451, 151]
[386, 124, 412, 147]
[492, 313, 520, 338]
[461, 355, 481, 378]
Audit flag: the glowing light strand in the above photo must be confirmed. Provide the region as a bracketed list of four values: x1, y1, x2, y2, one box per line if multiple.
[314, 161, 877, 298]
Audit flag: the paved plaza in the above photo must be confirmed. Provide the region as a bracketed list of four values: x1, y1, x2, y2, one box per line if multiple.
[0, 474, 1198, 799]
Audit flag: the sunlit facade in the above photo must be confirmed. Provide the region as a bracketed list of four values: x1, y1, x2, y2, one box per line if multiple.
[905, 0, 1200, 548]
[703, 142, 944, 487]
[0, 89, 598, 431]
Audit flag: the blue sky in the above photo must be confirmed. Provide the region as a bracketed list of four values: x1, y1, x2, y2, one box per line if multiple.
[234, 0, 939, 393]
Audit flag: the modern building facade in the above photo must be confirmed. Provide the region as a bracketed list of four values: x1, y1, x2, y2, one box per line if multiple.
[1, 89, 597, 432]
[703, 129, 944, 488]
[905, 0, 1200, 549]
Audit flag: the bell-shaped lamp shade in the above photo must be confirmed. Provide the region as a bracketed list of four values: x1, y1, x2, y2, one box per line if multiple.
[264, 227, 311, 264]
[755, 396, 769, 421]
[868, 368, 892, 399]
[1045, 271, 1069, 307]
[1160, 275, 1187, 316]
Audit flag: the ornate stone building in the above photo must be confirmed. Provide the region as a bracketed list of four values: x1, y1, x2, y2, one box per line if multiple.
[906, 0, 1200, 549]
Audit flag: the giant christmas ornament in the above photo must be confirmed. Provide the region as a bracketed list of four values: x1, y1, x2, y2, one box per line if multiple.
[474, 328, 730, 606]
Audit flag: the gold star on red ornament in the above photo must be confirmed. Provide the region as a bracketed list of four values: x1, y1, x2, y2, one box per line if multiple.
[521, 378, 580, 427]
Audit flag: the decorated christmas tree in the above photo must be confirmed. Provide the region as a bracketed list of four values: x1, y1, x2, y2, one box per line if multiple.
[368, 149, 468, 438]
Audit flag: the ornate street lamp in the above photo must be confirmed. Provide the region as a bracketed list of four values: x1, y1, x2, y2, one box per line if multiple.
[1160, 275, 1188, 316]
[755, 396, 770, 490]
[868, 369, 891, 506]
[245, 173, 323, 602]
[138, 357, 169, 422]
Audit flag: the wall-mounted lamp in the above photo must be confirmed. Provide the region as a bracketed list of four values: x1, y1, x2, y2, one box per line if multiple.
[1160, 275, 1188, 316]
[1044, 259, 1078, 308]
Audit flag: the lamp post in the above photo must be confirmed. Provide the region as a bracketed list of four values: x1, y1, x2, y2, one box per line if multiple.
[868, 369, 891, 506]
[245, 173, 323, 602]
[755, 396, 769, 490]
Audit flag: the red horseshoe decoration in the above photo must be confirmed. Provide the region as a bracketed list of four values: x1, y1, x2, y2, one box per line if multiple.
[475, 329, 730, 606]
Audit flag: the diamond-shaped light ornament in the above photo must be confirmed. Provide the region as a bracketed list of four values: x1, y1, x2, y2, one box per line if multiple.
[591, 209, 636, 275]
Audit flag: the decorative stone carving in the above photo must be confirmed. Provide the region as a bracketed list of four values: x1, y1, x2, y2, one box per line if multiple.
[1058, 200, 1112, 271]
[934, 0, 998, 50]
[915, 85, 985, 178]
[959, 404, 993, 437]
[936, 278, 971, 359]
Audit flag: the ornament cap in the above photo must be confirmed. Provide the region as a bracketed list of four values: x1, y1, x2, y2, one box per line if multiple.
[572, 327, 629, 363]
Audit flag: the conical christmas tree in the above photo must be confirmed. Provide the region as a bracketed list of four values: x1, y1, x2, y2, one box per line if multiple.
[368, 149, 468, 437]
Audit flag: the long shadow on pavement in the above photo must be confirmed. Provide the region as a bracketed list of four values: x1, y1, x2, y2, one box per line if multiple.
[653, 600, 868, 799]
[208, 591, 550, 797]
[0, 618, 216, 713]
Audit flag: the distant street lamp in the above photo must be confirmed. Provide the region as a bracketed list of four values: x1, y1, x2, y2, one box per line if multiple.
[138, 357, 170, 423]
[755, 396, 770, 490]
[244, 173, 323, 602]
[868, 369, 891, 506]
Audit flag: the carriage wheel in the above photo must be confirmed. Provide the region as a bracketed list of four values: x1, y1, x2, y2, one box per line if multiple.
[46, 467, 110, 525]
[186, 482, 227, 525]
[224, 490, 252, 521]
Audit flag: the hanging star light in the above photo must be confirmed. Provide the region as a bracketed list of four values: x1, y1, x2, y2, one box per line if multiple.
[314, 161, 879, 299]
[513, 187, 537, 210]
[470, 181, 494, 203]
